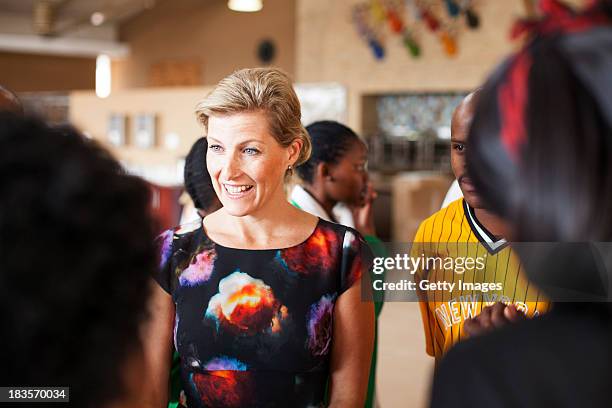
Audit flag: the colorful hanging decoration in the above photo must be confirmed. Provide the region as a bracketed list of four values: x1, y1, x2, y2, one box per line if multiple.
[353, 4, 386, 60]
[444, 0, 461, 18]
[461, 0, 480, 29]
[403, 30, 421, 57]
[369, 38, 386, 59]
[386, 0, 422, 57]
[405, 0, 422, 22]
[387, 8, 405, 33]
[402, 0, 422, 58]
[439, 30, 458, 56]
[465, 8, 480, 28]
[421, 8, 441, 32]
[411, 0, 437, 32]
[351, 0, 481, 60]
[370, 0, 387, 23]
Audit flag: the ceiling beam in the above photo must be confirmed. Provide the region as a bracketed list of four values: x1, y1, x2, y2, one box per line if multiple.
[0, 33, 129, 57]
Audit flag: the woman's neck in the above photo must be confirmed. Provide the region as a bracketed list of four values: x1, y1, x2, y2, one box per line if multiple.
[206, 190, 315, 248]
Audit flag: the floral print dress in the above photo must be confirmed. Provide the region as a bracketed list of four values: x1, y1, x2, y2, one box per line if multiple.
[156, 218, 370, 408]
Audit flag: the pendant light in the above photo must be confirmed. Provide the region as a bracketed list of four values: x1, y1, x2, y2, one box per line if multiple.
[228, 0, 262, 12]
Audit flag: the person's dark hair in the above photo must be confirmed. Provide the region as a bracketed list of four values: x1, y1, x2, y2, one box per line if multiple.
[0, 113, 156, 407]
[296, 121, 360, 184]
[185, 137, 218, 212]
[467, 2, 612, 242]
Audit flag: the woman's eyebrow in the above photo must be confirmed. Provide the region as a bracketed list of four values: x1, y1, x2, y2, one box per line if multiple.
[206, 137, 264, 147]
[237, 139, 264, 146]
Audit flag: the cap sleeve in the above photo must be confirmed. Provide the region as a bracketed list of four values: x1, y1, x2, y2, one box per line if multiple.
[155, 229, 175, 295]
[339, 228, 373, 295]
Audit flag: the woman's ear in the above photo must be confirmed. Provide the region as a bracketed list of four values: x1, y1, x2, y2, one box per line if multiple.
[315, 162, 327, 181]
[287, 138, 304, 167]
[318, 162, 335, 182]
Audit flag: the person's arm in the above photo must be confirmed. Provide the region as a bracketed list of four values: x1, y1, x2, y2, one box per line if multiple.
[328, 281, 375, 408]
[140, 281, 175, 408]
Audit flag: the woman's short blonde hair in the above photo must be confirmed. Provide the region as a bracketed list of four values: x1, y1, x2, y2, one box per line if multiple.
[195, 68, 312, 166]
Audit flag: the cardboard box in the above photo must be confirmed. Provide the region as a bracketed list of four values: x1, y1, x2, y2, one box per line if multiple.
[391, 172, 453, 242]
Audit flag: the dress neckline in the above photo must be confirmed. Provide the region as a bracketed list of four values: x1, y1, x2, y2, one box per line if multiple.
[201, 217, 323, 251]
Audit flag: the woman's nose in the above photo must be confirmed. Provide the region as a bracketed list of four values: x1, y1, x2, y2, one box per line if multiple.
[220, 154, 241, 179]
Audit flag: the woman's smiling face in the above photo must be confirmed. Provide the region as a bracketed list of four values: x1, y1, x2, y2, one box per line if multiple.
[206, 111, 295, 217]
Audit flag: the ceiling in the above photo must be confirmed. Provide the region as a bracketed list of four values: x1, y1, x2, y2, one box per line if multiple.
[0, 0, 156, 56]
[0, 0, 156, 34]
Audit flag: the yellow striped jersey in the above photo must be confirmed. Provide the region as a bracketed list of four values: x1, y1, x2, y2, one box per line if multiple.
[412, 198, 549, 360]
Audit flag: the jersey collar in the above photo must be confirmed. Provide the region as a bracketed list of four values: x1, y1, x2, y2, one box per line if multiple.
[463, 199, 509, 254]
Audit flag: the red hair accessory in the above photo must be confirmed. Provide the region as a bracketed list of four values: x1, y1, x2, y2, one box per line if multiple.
[498, 51, 532, 161]
[499, 0, 612, 161]
[511, 0, 610, 40]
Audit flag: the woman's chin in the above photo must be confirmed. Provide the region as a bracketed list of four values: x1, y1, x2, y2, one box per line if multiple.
[223, 206, 252, 217]
[221, 201, 257, 217]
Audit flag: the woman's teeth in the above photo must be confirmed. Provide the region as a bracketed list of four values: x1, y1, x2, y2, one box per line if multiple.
[224, 184, 253, 194]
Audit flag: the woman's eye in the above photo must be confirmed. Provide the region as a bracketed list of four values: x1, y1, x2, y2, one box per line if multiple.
[453, 143, 465, 152]
[209, 144, 222, 152]
[243, 147, 260, 155]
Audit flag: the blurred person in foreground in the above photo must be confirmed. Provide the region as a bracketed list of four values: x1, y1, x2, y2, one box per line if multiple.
[431, 0, 612, 406]
[0, 84, 23, 114]
[146, 68, 374, 408]
[0, 113, 157, 407]
[291, 120, 384, 408]
[412, 89, 549, 362]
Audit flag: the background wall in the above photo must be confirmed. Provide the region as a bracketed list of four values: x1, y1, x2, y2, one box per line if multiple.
[0, 51, 95, 92]
[295, 0, 526, 132]
[70, 86, 211, 166]
[115, 0, 296, 88]
[296, 0, 524, 87]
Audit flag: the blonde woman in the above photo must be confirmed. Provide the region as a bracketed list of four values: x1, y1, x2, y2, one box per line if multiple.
[145, 68, 374, 408]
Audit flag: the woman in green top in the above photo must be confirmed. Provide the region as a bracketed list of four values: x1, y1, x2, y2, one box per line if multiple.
[290, 120, 384, 408]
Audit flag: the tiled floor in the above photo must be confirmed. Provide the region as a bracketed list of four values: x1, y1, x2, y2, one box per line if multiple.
[376, 302, 434, 408]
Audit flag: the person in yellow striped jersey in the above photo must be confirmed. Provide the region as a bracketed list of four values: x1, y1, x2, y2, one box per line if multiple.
[412, 90, 549, 361]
